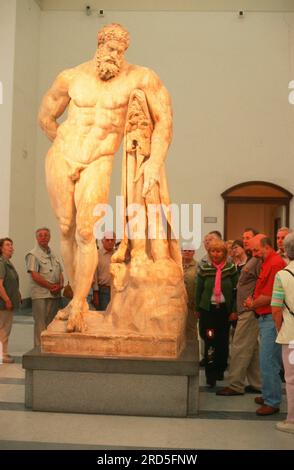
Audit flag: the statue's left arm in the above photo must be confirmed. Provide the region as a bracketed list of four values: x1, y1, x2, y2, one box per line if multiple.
[142, 70, 173, 197]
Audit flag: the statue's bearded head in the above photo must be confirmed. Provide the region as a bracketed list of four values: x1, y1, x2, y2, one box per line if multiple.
[96, 23, 130, 80]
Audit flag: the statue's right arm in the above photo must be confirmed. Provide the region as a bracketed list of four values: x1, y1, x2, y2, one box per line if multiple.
[38, 68, 74, 141]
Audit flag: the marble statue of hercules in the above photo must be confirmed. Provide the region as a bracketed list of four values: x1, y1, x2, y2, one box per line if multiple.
[38, 23, 173, 333]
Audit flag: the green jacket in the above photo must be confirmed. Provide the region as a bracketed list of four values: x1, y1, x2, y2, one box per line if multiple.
[196, 262, 238, 313]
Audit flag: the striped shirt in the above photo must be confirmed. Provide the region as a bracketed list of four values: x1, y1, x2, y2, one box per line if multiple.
[271, 273, 285, 307]
[271, 262, 294, 344]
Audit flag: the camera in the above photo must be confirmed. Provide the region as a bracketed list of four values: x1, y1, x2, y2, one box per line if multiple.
[238, 10, 244, 17]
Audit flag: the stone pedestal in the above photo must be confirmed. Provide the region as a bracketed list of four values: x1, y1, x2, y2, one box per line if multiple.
[41, 311, 186, 359]
[23, 341, 199, 417]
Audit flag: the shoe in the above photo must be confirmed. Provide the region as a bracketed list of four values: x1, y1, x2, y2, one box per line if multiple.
[216, 387, 244, 396]
[206, 382, 216, 388]
[276, 421, 294, 434]
[2, 355, 14, 364]
[254, 396, 264, 405]
[245, 385, 261, 394]
[206, 379, 216, 388]
[256, 405, 280, 416]
[216, 372, 224, 381]
[199, 358, 205, 367]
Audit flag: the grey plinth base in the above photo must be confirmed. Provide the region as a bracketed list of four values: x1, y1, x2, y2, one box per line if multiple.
[23, 341, 199, 417]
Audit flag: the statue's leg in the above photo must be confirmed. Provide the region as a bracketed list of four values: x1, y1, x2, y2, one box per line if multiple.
[45, 148, 77, 320]
[66, 156, 114, 333]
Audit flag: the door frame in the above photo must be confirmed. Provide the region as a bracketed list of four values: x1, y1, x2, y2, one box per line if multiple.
[221, 181, 293, 240]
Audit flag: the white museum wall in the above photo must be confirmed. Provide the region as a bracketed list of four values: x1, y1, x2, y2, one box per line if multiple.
[9, 0, 41, 297]
[35, 9, 294, 267]
[0, 0, 16, 235]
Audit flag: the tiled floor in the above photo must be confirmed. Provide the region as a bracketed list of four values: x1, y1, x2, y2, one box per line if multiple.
[0, 314, 293, 450]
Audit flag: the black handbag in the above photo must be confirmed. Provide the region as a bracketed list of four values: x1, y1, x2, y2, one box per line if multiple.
[63, 282, 73, 299]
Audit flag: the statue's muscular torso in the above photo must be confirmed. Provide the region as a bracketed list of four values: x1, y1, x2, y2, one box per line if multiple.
[53, 61, 152, 164]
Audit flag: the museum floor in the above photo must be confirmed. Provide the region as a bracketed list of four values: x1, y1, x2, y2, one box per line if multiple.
[0, 312, 293, 450]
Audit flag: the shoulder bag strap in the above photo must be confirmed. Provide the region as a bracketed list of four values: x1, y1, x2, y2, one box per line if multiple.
[282, 269, 294, 316]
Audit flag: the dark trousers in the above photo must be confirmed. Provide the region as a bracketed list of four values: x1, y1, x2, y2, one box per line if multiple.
[98, 286, 111, 311]
[199, 304, 230, 385]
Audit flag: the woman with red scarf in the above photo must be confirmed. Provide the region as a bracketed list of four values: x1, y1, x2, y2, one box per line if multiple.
[196, 240, 238, 387]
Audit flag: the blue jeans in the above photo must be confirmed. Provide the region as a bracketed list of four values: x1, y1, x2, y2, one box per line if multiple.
[258, 314, 282, 407]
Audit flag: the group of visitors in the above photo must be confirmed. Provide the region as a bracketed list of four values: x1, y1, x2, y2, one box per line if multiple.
[1, 224, 293, 434]
[181, 226, 294, 434]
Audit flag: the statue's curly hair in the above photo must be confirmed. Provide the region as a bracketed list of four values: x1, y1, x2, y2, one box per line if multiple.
[97, 23, 130, 50]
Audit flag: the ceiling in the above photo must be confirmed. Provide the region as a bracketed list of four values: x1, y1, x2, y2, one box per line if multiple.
[35, 0, 294, 12]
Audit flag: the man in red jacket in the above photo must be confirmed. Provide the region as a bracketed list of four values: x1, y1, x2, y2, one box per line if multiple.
[244, 235, 286, 416]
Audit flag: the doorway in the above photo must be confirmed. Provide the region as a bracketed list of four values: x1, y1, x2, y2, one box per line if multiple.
[222, 181, 292, 244]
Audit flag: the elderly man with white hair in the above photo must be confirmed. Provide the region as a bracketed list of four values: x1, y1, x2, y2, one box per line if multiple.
[271, 231, 294, 434]
[26, 228, 63, 347]
[276, 227, 293, 264]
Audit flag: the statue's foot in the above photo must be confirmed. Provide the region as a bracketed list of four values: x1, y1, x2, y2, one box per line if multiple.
[56, 304, 71, 321]
[66, 306, 87, 333]
[111, 262, 129, 292]
[111, 250, 126, 263]
[111, 239, 128, 263]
